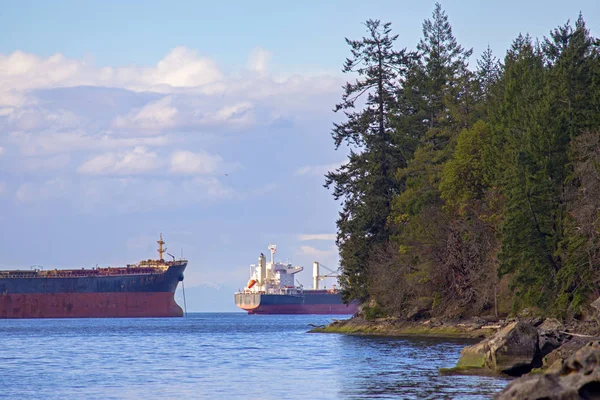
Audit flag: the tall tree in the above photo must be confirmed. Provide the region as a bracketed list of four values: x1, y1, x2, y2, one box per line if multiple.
[392, 2, 474, 219]
[417, 2, 473, 133]
[492, 35, 556, 310]
[325, 20, 412, 302]
[388, 3, 487, 316]
[547, 15, 600, 314]
[476, 45, 501, 115]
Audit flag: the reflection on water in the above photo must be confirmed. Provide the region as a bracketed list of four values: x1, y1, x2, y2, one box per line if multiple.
[336, 335, 507, 399]
[0, 313, 508, 399]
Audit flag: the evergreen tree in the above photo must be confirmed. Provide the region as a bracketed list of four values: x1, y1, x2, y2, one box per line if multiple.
[325, 20, 413, 302]
[476, 45, 501, 114]
[417, 2, 473, 134]
[327, 7, 600, 319]
[548, 16, 600, 314]
[392, 3, 473, 219]
[388, 4, 486, 316]
[492, 35, 557, 310]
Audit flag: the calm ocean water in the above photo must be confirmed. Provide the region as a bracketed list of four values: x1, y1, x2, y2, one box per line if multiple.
[0, 313, 508, 399]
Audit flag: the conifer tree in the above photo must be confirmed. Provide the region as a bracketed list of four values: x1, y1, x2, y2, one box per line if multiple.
[392, 3, 473, 217]
[417, 2, 473, 133]
[476, 45, 501, 113]
[325, 20, 412, 302]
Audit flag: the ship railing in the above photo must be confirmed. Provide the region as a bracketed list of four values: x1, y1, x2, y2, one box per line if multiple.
[0, 267, 167, 279]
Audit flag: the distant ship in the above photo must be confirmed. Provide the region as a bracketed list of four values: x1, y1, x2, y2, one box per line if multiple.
[0, 235, 187, 318]
[234, 245, 358, 314]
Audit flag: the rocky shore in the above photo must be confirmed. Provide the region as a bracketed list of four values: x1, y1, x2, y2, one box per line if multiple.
[311, 315, 600, 398]
[309, 316, 504, 339]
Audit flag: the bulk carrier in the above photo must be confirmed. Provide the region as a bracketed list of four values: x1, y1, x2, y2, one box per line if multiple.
[234, 245, 358, 315]
[0, 235, 187, 319]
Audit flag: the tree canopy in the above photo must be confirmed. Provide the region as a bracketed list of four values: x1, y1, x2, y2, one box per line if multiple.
[327, 4, 600, 319]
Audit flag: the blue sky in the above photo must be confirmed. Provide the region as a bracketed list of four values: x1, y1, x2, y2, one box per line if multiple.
[0, 0, 598, 311]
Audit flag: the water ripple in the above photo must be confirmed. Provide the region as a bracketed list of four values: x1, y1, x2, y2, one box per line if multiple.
[0, 313, 508, 399]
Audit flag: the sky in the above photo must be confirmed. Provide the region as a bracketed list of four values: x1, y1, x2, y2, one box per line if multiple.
[0, 0, 598, 312]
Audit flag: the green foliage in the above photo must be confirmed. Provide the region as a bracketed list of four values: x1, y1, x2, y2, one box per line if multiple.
[326, 20, 415, 302]
[362, 302, 386, 321]
[328, 6, 600, 318]
[440, 121, 490, 210]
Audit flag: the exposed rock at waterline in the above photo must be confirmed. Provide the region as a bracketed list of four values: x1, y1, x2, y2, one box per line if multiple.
[541, 337, 591, 373]
[495, 341, 600, 400]
[456, 321, 539, 375]
[537, 318, 568, 358]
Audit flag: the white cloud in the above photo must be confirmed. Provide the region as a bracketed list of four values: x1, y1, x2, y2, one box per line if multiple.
[0, 146, 4, 157]
[0, 46, 343, 213]
[0, 47, 341, 106]
[78, 146, 159, 175]
[295, 161, 344, 176]
[189, 177, 235, 199]
[5, 107, 81, 132]
[0, 47, 224, 98]
[10, 131, 169, 156]
[112, 96, 178, 133]
[170, 150, 222, 175]
[85, 176, 235, 212]
[14, 176, 236, 212]
[146, 46, 224, 88]
[0, 90, 26, 107]
[298, 234, 336, 241]
[15, 179, 66, 204]
[247, 48, 272, 75]
[208, 102, 254, 125]
[298, 245, 338, 260]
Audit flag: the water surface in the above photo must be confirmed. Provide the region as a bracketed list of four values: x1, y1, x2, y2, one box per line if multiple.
[0, 313, 508, 399]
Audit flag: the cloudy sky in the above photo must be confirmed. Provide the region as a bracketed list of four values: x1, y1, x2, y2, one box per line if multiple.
[1, 0, 598, 311]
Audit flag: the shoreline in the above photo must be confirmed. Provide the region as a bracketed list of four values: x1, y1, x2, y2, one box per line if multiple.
[309, 316, 502, 339]
[313, 315, 600, 397]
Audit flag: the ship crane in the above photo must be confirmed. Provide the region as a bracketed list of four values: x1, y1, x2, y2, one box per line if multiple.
[312, 262, 339, 290]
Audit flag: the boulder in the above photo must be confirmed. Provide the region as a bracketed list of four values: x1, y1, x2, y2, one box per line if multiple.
[537, 318, 568, 359]
[406, 297, 432, 321]
[542, 337, 590, 373]
[495, 341, 600, 399]
[456, 321, 539, 375]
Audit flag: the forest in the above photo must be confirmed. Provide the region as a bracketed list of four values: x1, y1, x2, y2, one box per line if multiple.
[326, 3, 600, 319]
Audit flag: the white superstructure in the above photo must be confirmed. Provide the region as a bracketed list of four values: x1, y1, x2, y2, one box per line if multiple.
[241, 244, 341, 295]
[244, 245, 304, 294]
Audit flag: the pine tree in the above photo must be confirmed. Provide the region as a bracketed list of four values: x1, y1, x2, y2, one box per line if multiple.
[325, 20, 413, 302]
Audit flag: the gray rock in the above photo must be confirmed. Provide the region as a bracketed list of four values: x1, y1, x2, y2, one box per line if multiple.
[495, 341, 600, 400]
[456, 321, 539, 375]
[537, 318, 568, 359]
[541, 337, 589, 373]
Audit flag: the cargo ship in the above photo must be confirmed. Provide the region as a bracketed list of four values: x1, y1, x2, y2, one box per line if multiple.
[234, 245, 358, 314]
[0, 235, 187, 319]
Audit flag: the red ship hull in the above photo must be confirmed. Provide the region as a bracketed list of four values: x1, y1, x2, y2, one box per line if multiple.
[0, 292, 183, 318]
[0, 260, 186, 319]
[235, 291, 359, 315]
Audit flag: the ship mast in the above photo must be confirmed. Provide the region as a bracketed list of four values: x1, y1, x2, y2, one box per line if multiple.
[268, 244, 277, 265]
[157, 233, 166, 261]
